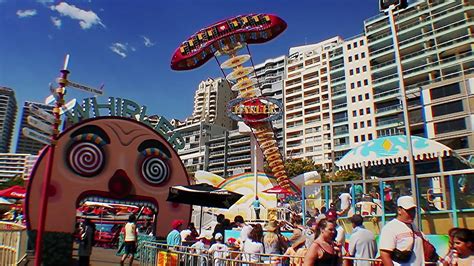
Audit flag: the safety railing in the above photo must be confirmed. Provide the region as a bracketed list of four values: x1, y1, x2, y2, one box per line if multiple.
[139, 241, 443, 266]
[0, 222, 27, 265]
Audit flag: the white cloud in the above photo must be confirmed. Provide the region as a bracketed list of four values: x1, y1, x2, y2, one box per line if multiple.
[51, 16, 61, 28]
[50, 2, 105, 30]
[110, 43, 128, 58]
[141, 36, 155, 47]
[17, 9, 37, 18]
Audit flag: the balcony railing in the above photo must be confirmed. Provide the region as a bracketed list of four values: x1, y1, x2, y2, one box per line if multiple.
[376, 104, 402, 114]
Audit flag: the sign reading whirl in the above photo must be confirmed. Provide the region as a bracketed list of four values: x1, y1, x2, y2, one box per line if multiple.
[226, 97, 283, 124]
[63, 97, 185, 150]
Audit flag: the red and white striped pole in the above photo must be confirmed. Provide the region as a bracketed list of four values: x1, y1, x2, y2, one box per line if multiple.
[34, 54, 69, 266]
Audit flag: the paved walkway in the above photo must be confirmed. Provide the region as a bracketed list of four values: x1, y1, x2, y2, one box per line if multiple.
[78, 247, 140, 265]
[23, 246, 140, 266]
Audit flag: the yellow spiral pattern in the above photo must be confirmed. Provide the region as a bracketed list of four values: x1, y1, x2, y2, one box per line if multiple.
[222, 49, 291, 190]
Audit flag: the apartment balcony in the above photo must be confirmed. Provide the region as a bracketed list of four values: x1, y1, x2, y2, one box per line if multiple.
[332, 103, 347, 111]
[372, 73, 398, 86]
[375, 104, 402, 115]
[208, 158, 225, 165]
[373, 88, 400, 102]
[333, 116, 348, 125]
[228, 155, 251, 163]
[209, 150, 225, 157]
[210, 142, 225, 148]
[330, 76, 345, 86]
[376, 118, 403, 128]
[334, 128, 349, 136]
[228, 137, 251, 145]
[228, 146, 251, 154]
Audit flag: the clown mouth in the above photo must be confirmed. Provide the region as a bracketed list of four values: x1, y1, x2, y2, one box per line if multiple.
[76, 191, 159, 214]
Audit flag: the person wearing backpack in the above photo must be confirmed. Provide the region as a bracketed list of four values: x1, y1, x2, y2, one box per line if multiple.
[379, 196, 425, 266]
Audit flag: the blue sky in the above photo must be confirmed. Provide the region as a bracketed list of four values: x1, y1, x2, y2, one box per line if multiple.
[1, 0, 380, 124]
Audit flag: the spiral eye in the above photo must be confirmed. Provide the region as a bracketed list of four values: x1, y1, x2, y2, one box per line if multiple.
[68, 142, 105, 177]
[141, 156, 169, 185]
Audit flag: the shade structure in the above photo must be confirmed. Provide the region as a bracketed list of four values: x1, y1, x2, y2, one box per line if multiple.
[0, 185, 26, 199]
[167, 183, 243, 209]
[336, 135, 452, 170]
[262, 185, 295, 195]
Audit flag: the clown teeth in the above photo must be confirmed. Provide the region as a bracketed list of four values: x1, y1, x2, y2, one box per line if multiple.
[79, 196, 158, 212]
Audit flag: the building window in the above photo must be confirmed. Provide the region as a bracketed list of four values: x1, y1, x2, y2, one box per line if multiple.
[359, 109, 364, 115]
[351, 83, 355, 89]
[362, 65, 367, 72]
[366, 107, 371, 114]
[432, 100, 463, 117]
[352, 110, 357, 117]
[357, 81, 362, 87]
[352, 96, 356, 103]
[350, 69, 354, 75]
[355, 54, 359, 60]
[430, 83, 460, 100]
[347, 44, 351, 50]
[361, 52, 366, 58]
[434, 118, 466, 134]
[354, 42, 358, 48]
[368, 133, 373, 140]
[360, 121, 365, 128]
[360, 40, 364, 46]
[367, 120, 372, 127]
[364, 79, 368, 86]
[365, 93, 370, 99]
[439, 136, 469, 150]
[358, 95, 363, 101]
[348, 56, 353, 62]
[361, 135, 366, 141]
[356, 68, 360, 74]
[353, 122, 358, 129]
[354, 136, 359, 142]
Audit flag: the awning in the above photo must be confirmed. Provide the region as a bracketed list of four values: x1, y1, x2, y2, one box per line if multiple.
[336, 135, 452, 170]
[167, 183, 243, 209]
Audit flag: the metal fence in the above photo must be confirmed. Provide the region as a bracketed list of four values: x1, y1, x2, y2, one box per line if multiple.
[138, 241, 386, 266]
[0, 222, 27, 265]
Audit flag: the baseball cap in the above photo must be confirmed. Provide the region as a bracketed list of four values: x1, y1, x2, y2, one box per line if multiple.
[171, 219, 184, 229]
[214, 232, 223, 240]
[397, 196, 416, 210]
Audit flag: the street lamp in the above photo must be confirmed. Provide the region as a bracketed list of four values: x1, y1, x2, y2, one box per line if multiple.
[380, 0, 421, 228]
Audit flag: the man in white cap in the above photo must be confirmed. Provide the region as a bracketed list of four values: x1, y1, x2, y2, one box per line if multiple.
[379, 196, 425, 266]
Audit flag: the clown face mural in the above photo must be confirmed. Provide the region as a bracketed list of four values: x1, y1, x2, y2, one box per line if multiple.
[26, 117, 191, 263]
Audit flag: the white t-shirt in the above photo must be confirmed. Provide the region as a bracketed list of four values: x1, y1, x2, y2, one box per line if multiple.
[339, 193, 352, 211]
[335, 225, 346, 253]
[243, 240, 264, 262]
[379, 218, 425, 266]
[180, 229, 191, 241]
[209, 242, 229, 266]
[240, 224, 253, 243]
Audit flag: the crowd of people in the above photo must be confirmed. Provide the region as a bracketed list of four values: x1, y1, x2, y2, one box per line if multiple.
[160, 195, 473, 266]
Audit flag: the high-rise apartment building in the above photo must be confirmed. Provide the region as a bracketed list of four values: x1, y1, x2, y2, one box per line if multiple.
[284, 37, 345, 168]
[0, 153, 37, 182]
[16, 101, 54, 155]
[365, 0, 474, 156]
[332, 35, 376, 161]
[207, 129, 263, 178]
[184, 77, 235, 129]
[0, 87, 17, 153]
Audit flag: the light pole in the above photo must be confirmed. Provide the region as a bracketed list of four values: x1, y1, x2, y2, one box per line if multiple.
[384, 3, 420, 227]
